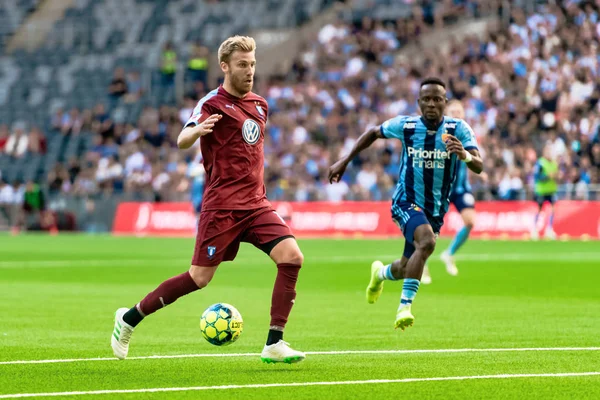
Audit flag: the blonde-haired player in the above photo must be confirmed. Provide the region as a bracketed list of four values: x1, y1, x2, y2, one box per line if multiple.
[111, 36, 306, 364]
[438, 99, 480, 276]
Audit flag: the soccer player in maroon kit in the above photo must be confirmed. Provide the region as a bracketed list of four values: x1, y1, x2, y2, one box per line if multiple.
[111, 36, 305, 364]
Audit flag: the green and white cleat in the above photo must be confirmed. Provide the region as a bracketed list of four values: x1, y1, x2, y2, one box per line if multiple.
[395, 305, 415, 331]
[366, 261, 385, 304]
[111, 308, 134, 360]
[261, 340, 305, 364]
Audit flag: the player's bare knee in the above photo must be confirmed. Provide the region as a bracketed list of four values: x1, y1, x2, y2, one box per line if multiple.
[270, 238, 304, 265]
[418, 235, 437, 256]
[188, 265, 215, 288]
[464, 220, 475, 230]
[283, 250, 304, 266]
[190, 276, 212, 288]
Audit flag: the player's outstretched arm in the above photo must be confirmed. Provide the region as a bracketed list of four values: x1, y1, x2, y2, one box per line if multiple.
[328, 125, 383, 183]
[177, 114, 222, 149]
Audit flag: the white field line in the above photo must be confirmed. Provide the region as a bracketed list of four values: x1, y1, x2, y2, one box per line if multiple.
[0, 372, 599, 398]
[2, 347, 599, 366]
[1, 252, 600, 268]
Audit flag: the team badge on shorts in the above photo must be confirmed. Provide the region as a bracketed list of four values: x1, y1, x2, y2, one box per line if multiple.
[207, 246, 216, 258]
[463, 193, 475, 206]
[242, 119, 260, 145]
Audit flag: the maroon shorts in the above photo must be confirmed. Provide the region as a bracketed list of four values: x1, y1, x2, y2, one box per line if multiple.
[192, 207, 294, 267]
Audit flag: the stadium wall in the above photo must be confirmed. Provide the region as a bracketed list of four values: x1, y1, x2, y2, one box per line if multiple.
[113, 201, 600, 240]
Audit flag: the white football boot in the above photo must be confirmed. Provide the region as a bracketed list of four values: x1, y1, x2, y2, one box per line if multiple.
[421, 265, 432, 285]
[441, 251, 459, 276]
[111, 308, 135, 360]
[544, 228, 556, 240]
[261, 340, 305, 364]
[530, 227, 539, 241]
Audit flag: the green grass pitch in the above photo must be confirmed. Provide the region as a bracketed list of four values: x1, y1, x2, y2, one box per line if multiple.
[1, 234, 600, 399]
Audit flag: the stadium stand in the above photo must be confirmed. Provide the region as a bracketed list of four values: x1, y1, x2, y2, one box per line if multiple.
[0, 0, 599, 232]
[264, 0, 600, 202]
[0, 0, 40, 52]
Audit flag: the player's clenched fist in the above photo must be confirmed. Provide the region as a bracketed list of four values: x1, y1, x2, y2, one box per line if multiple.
[199, 114, 223, 136]
[444, 135, 467, 160]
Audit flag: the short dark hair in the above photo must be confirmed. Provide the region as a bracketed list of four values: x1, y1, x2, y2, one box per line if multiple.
[420, 77, 446, 88]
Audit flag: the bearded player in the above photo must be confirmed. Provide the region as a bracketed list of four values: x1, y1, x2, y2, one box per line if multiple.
[329, 78, 483, 330]
[111, 36, 305, 364]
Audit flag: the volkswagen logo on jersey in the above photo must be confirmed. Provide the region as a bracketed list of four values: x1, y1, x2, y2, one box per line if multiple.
[242, 119, 260, 145]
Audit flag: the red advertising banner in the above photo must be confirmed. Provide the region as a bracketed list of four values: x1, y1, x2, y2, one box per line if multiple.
[113, 201, 600, 239]
[440, 201, 600, 239]
[272, 201, 397, 237]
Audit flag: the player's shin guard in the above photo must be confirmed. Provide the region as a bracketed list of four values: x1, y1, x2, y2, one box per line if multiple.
[138, 272, 200, 317]
[270, 263, 301, 330]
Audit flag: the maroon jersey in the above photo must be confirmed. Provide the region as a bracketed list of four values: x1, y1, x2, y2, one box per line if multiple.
[185, 85, 270, 211]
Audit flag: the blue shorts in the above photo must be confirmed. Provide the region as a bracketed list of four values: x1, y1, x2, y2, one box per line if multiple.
[535, 194, 556, 207]
[450, 191, 475, 212]
[392, 201, 443, 259]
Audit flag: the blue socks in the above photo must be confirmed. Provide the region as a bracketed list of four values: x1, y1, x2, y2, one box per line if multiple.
[400, 278, 420, 307]
[448, 226, 472, 256]
[377, 266, 421, 309]
[378, 264, 399, 281]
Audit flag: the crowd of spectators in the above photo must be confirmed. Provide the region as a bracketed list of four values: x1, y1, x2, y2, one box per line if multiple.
[262, 0, 600, 202]
[1, 0, 600, 226]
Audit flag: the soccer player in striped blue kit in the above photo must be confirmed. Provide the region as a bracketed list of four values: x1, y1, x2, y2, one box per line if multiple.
[329, 78, 483, 330]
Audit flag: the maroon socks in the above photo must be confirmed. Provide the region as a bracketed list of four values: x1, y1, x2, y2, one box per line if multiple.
[269, 263, 301, 330]
[123, 264, 301, 334]
[123, 272, 199, 327]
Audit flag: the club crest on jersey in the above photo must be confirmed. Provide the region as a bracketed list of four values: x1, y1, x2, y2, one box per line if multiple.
[242, 119, 260, 145]
[207, 246, 216, 258]
[256, 104, 264, 116]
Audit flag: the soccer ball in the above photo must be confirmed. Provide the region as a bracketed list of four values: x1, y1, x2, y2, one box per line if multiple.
[200, 303, 243, 346]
